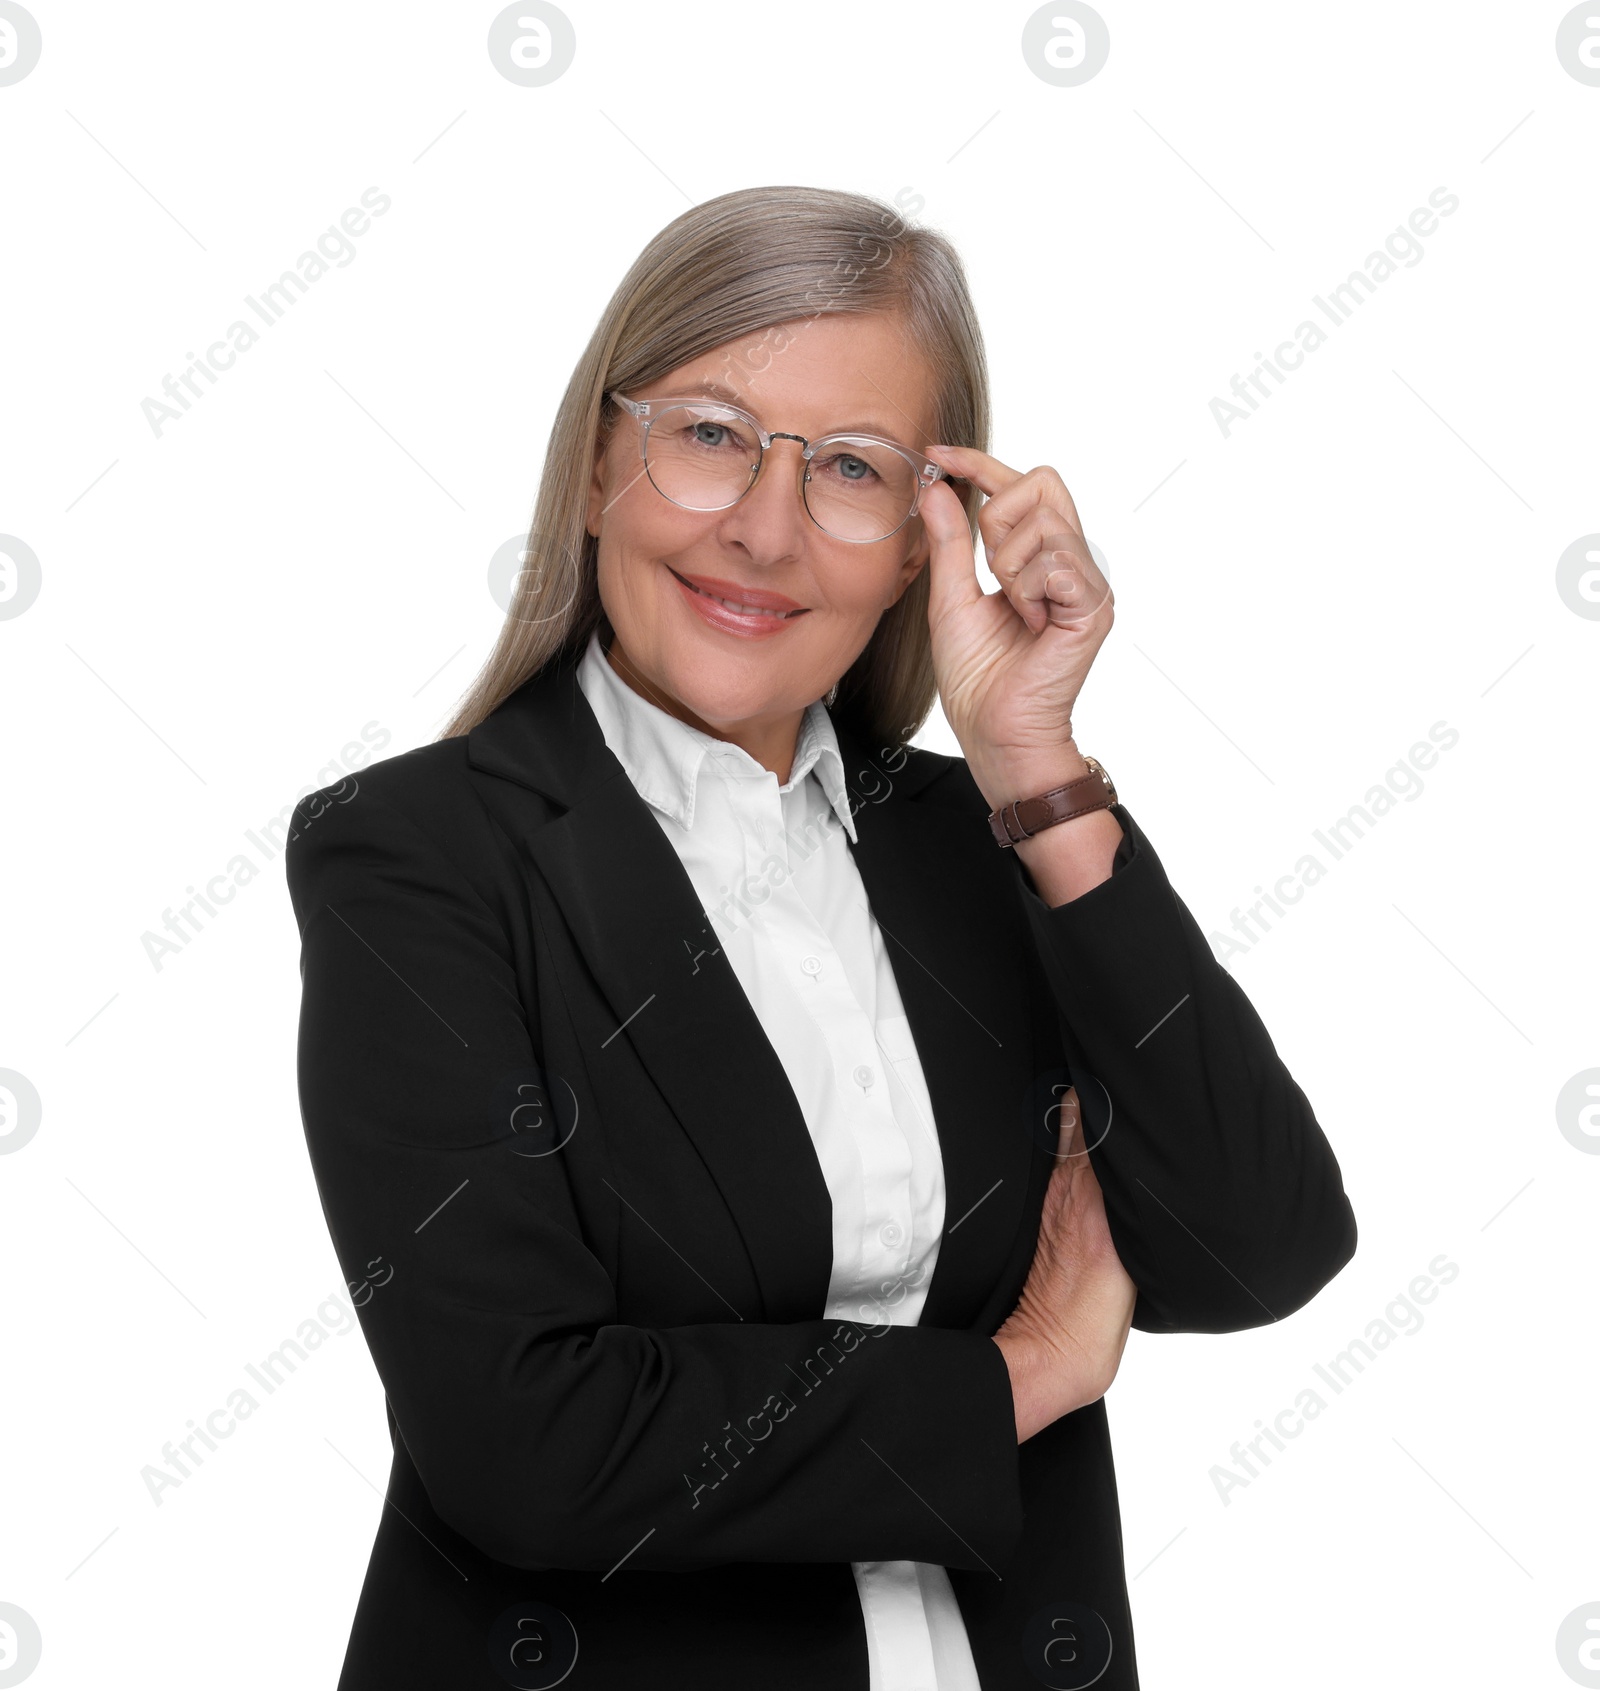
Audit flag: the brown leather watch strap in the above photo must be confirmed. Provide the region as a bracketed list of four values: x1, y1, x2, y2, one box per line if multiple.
[987, 757, 1117, 849]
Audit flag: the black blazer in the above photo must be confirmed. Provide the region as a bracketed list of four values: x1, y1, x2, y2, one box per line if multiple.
[284, 641, 1357, 1691]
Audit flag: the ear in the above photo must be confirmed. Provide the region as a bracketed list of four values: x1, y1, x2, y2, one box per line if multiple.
[584, 434, 609, 539]
[884, 515, 931, 608]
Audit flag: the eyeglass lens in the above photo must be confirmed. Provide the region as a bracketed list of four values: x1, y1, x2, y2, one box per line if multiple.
[643, 403, 919, 542]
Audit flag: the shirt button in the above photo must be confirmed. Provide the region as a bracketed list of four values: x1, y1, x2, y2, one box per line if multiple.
[879, 1220, 903, 1246]
[801, 956, 823, 977]
[852, 1064, 874, 1088]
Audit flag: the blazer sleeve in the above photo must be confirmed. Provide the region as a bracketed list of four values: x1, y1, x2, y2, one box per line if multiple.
[284, 780, 1023, 1576]
[1015, 802, 1358, 1335]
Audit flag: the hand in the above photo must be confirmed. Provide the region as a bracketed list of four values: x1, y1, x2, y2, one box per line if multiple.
[992, 1089, 1137, 1442]
[919, 446, 1113, 809]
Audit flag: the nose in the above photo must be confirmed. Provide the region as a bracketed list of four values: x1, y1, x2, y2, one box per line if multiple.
[717, 436, 811, 559]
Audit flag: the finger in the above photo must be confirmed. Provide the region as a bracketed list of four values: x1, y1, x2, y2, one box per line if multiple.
[1055, 1085, 1086, 1162]
[1011, 537, 1113, 632]
[988, 512, 1088, 632]
[917, 477, 984, 632]
[1023, 556, 1111, 631]
[924, 447, 1035, 564]
[978, 470, 1087, 566]
[926, 448, 1089, 573]
[988, 506, 1089, 587]
[922, 444, 1025, 501]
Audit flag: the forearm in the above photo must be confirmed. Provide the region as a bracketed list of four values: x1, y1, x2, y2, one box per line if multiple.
[384, 1302, 1025, 1571]
[1015, 807, 1358, 1331]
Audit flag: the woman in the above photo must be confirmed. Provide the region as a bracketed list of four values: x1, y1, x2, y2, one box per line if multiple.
[285, 185, 1357, 1691]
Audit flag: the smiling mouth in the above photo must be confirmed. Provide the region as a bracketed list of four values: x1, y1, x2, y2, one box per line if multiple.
[666, 566, 808, 619]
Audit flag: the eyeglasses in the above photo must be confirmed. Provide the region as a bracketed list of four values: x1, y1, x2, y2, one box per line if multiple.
[607, 389, 947, 544]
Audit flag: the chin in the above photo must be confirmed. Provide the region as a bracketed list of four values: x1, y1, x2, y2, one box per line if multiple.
[662, 662, 810, 729]
[650, 621, 823, 724]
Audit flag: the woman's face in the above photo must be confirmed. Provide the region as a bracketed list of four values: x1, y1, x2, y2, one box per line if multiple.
[585, 311, 938, 741]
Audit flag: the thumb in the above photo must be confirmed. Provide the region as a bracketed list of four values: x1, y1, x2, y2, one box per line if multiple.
[919, 479, 982, 629]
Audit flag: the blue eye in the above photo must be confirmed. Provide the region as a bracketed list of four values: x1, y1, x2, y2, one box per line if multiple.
[819, 453, 878, 483]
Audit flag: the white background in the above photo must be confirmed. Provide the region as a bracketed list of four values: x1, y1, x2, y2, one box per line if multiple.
[3, 2, 1597, 1686]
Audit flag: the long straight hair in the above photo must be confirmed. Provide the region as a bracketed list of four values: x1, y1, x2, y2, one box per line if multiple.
[439, 185, 990, 752]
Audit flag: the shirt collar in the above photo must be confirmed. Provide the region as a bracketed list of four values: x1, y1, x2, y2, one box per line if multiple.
[575, 627, 858, 843]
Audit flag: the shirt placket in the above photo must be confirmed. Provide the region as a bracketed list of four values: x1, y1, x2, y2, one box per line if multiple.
[765, 783, 918, 1320]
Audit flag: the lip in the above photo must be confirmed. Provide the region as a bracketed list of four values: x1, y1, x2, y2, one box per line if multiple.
[669, 568, 805, 612]
[666, 565, 810, 639]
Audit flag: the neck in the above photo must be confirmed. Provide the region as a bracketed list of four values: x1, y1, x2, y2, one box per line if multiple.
[603, 632, 806, 785]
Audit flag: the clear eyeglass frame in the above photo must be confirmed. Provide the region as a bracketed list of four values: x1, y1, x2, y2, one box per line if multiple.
[607, 389, 948, 544]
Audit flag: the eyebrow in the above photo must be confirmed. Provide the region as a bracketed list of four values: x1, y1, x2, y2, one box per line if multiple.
[673, 378, 913, 444]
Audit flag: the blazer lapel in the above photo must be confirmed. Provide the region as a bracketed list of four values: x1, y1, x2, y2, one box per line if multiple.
[466, 649, 1035, 1336]
[466, 649, 834, 1325]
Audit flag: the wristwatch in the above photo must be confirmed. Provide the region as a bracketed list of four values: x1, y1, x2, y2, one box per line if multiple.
[987, 757, 1117, 849]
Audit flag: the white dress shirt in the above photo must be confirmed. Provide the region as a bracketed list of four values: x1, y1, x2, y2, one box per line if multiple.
[576, 628, 984, 1691]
